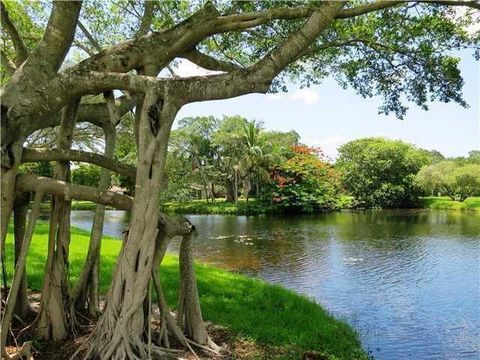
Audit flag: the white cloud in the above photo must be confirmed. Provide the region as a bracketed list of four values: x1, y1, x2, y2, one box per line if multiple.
[291, 89, 320, 104]
[266, 88, 320, 104]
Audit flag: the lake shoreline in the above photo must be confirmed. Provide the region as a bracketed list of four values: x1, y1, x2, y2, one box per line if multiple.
[35, 196, 480, 214]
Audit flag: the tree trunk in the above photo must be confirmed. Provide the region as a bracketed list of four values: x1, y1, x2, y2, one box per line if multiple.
[37, 100, 79, 341]
[87, 91, 179, 359]
[225, 180, 235, 203]
[73, 100, 117, 317]
[178, 233, 208, 345]
[13, 192, 35, 320]
[1, 192, 43, 355]
[1, 141, 24, 295]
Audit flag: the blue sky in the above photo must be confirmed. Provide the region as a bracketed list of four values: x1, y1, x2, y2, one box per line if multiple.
[175, 50, 479, 159]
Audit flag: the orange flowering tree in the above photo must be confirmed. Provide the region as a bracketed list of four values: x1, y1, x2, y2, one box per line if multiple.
[266, 145, 341, 212]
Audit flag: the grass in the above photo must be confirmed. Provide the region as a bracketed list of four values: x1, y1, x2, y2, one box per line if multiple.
[420, 196, 480, 211]
[4, 223, 368, 360]
[162, 195, 354, 215]
[39, 200, 100, 210]
[162, 198, 267, 215]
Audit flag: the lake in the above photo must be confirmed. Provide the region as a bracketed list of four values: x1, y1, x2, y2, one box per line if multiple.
[69, 210, 480, 360]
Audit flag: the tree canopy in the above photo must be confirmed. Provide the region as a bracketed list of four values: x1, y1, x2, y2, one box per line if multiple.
[336, 137, 432, 207]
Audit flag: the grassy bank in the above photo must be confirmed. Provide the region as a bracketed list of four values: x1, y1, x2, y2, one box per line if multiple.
[4, 224, 368, 360]
[161, 198, 266, 215]
[420, 196, 480, 210]
[162, 196, 480, 214]
[162, 195, 355, 215]
[38, 200, 99, 210]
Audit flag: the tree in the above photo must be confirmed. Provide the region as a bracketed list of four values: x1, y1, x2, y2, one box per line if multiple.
[1, 1, 479, 359]
[238, 120, 271, 201]
[416, 160, 480, 200]
[337, 138, 431, 208]
[266, 145, 341, 212]
[170, 116, 219, 202]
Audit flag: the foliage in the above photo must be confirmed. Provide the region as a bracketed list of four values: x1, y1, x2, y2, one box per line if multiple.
[264, 145, 341, 212]
[4, 224, 368, 360]
[71, 163, 101, 187]
[337, 138, 431, 208]
[416, 160, 480, 201]
[18, 161, 54, 178]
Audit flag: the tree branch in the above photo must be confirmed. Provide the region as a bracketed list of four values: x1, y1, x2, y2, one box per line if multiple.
[0, 49, 16, 75]
[336, 1, 406, 19]
[421, 0, 480, 10]
[14, 174, 193, 236]
[180, 48, 242, 72]
[32, 1, 81, 72]
[78, 20, 102, 52]
[15, 174, 132, 210]
[0, 1, 28, 65]
[137, 0, 156, 36]
[214, 5, 315, 33]
[176, 2, 345, 104]
[21, 148, 136, 179]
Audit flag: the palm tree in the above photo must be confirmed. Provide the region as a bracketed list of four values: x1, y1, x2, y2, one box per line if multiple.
[237, 120, 271, 202]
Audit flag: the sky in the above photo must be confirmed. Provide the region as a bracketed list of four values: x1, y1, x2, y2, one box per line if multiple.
[174, 50, 479, 160]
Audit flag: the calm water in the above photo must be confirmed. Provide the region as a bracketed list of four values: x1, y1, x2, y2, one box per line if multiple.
[70, 210, 480, 360]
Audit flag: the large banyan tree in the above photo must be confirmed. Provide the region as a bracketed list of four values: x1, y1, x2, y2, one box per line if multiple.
[0, 0, 478, 359]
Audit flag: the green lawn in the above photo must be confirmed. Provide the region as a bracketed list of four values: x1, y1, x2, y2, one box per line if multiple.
[420, 196, 480, 210]
[4, 223, 368, 360]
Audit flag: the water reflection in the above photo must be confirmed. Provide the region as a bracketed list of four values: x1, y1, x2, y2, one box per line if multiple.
[69, 210, 480, 360]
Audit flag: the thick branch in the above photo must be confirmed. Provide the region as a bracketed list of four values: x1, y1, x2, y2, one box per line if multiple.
[181, 48, 242, 72]
[21, 148, 136, 179]
[32, 94, 135, 132]
[175, 2, 345, 104]
[32, 1, 81, 72]
[215, 5, 316, 33]
[0, 1, 28, 65]
[15, 174, 132, 210]
[137, 0, 156, 36]
[14, 174, 191, 237]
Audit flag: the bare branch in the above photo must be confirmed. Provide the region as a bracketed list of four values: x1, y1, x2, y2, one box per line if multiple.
[0, 1, 28, 65]
[0, 49, 16, 75]
[336, 1, 406, 19]
[180, 48, 242, 72]
[73, 40, 96, 56]
[78, 20, 102, 52]
[421, 0, 480, 10]
[21, 148, 136, 179]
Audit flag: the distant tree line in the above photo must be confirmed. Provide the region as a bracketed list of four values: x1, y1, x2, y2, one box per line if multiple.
[20, 119, 479, 211]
